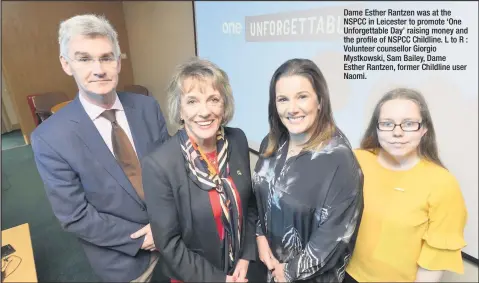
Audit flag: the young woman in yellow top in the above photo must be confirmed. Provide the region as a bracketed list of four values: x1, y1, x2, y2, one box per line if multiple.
[345, 88, 468, 282]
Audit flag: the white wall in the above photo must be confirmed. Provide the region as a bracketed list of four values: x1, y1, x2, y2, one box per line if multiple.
[248, 152, 478, 282]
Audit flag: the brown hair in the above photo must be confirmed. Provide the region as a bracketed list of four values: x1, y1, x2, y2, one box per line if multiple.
[263, 58, 339, 157]
[360, 88, 445, 168]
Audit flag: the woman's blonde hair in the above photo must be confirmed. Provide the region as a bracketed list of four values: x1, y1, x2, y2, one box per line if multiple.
[167, 57, 235, 128]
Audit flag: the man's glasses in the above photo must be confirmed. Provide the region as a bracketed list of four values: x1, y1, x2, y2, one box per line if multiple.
[65, 55, 119, 68]
[377, 121, 422, 132]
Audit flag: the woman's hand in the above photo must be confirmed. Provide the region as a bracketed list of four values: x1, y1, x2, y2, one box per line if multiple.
[257, 236, 279, 271]
[232, 259, 250, 282]
[271, 263, 286, 282]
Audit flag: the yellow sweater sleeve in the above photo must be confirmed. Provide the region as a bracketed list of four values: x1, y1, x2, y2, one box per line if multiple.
[417, 174, 468, 274]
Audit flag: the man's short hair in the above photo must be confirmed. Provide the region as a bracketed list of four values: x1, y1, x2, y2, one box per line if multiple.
[58, 14, 121, 58]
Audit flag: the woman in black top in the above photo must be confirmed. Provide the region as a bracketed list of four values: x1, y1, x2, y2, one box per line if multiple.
[253, 59, 364, 282]
[142, 58, 257, 282]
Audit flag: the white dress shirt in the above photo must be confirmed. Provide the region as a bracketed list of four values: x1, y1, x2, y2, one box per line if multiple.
[79, 93, 138, 158]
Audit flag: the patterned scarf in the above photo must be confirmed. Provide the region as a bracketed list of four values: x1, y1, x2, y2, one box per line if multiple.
[178, 127, 242, 273]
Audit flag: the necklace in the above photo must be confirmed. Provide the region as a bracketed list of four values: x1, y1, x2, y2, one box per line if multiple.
[288, 144, 303, 156]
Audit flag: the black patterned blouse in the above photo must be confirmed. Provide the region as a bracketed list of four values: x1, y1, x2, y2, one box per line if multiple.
[253, 132, 364, 282]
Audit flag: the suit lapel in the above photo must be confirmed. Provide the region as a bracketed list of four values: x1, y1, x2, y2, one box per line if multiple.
[226, 136, 247, 196]
[190, 177, 222, 243]
[69, 96, 144, 207]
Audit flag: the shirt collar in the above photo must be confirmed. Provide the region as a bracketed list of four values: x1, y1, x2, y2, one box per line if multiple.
[79, 92, 124, 121]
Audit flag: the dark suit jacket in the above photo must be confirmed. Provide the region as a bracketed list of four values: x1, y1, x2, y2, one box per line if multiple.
[31, 92, 169, 282]
[141, 127, 258, 282]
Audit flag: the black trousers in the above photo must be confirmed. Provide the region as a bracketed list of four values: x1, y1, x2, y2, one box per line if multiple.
[343, 272, 359, 283]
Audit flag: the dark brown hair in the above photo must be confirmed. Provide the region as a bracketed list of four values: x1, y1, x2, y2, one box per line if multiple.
[360, 87, 445, 168]
[263, 58, 339, 157]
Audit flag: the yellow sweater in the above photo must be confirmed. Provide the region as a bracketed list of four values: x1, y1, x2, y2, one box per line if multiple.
[346, 149, 467, 282]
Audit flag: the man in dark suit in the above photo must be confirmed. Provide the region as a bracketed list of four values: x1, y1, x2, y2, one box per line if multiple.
[31, 14, 169, 282]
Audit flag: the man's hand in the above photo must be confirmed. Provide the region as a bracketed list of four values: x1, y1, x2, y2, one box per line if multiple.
[257, 236, 278, 271]
[232, 259, 249, 282]
[271, 263, 286, 282]
[130, 224, 156, 251]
